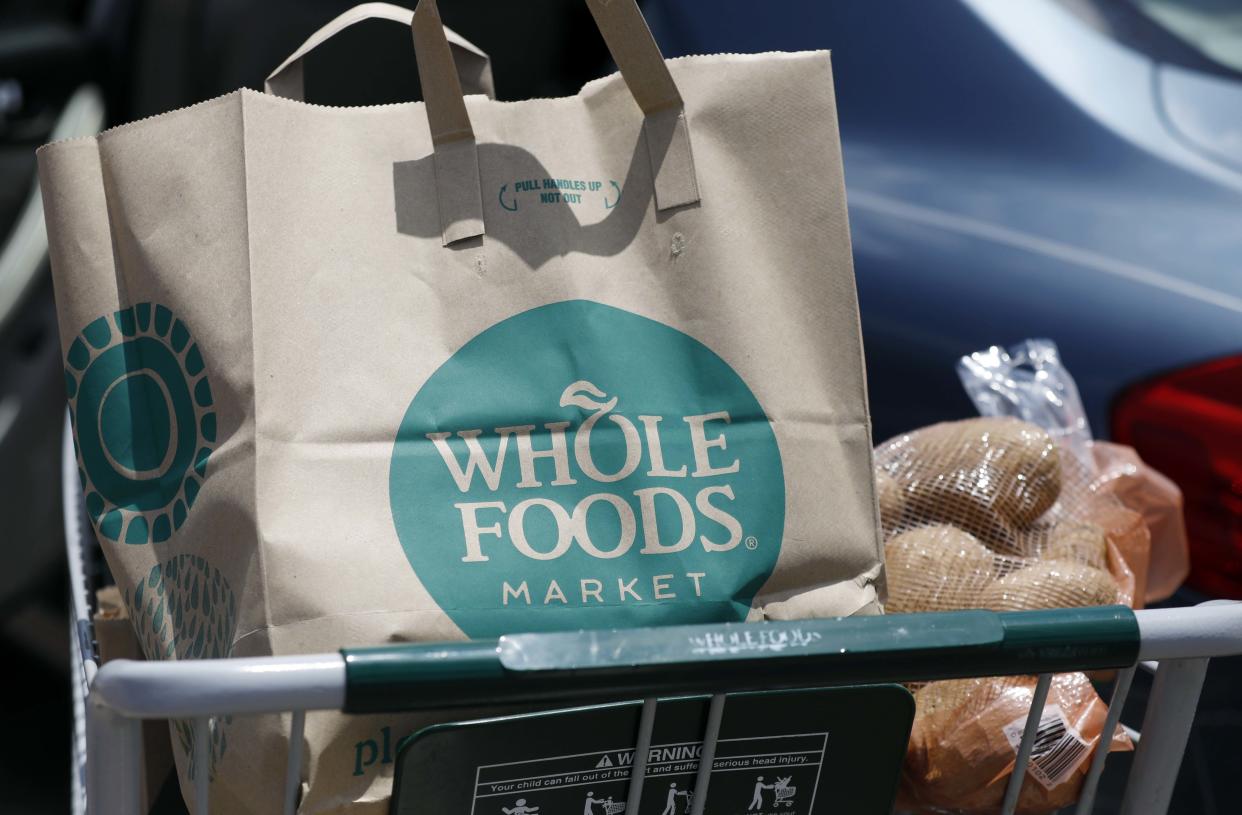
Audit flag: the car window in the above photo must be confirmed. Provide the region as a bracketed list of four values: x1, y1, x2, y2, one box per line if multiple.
[1132, 0, 1242, 73]
[1055, 0, 1242, 79]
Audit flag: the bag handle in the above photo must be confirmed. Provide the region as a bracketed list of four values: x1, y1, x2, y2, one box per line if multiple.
[412, 0, 698, 245]
[265, 2, 495, 101]
[575, 0, 700, 211]
[269, 1, 698, 246]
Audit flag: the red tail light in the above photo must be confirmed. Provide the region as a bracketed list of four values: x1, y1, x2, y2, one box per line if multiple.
[1112, 355, 1242, 598]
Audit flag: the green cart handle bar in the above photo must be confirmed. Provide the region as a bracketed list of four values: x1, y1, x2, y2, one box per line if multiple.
[340, 606, 1139, 714]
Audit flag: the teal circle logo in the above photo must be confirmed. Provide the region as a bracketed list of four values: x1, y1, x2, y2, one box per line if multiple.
[390, 300, 785, 638]
[64, 304, 216, 544]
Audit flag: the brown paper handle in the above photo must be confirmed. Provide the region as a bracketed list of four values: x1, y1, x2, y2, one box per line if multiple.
[264, 2, 494, 101]
[410, 0, 689, 130]
[581, 0, 700, 210]
[273, 1, 698, 246]
[411, 0, 699, 243]
[583, 0, 684, 116]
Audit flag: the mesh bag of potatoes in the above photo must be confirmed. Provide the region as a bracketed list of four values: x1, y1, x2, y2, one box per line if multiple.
[876, 416, 1141, 814]
[902, 674, 1130, 815]
[956, 338, 1185, 605]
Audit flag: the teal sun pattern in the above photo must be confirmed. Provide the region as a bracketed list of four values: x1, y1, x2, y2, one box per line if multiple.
[127, 554, 238, 780]
[64, 303, 216, 545]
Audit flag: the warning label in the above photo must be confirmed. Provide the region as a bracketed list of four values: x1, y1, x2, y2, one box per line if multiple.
[470, 733, 827, 815]
[473, 745, 635, 803]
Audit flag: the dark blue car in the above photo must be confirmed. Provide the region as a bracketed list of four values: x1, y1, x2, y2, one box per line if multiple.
[646, 0, 1242, 596]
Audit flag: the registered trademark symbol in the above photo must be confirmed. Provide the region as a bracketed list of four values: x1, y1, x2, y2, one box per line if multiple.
[745, 536, 758, 550]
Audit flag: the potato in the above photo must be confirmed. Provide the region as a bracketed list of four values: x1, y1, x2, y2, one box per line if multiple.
[1044, 522, 1108, 569]
[901, 417, 1061, 531]
[903, 674, 1115, 814]
[876, 469, 906, 528]
[911, 677, 1009, 748]
[884, 524, 995, 614]
[980, 559, 1118, 612]
[905, 678, 1032, 810]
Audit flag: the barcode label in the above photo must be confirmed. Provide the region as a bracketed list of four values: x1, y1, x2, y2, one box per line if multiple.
[1002, 705, 1090, 789]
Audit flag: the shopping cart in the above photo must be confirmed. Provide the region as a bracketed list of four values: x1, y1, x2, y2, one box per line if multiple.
[773, 778, 795, 808]
[602, 799, 627, 815]
[66, 412, 1242, 815]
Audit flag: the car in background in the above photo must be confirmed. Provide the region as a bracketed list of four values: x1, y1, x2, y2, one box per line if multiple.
[0, 2, 106, 607]
[644, 0, 1242, 599]
[642, 0, 1242, 811]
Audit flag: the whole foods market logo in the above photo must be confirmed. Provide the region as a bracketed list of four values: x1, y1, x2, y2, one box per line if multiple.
[64, 304, 216, 545]
[390, 300, 784, 637]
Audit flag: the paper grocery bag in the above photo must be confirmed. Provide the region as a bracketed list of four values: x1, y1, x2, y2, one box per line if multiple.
[38, 1, 883, 812]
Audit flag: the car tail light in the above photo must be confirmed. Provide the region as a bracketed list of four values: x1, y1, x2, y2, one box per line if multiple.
[1112, 355, 1242, 599]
